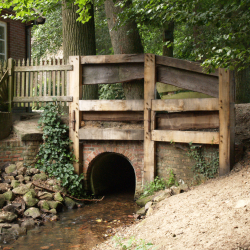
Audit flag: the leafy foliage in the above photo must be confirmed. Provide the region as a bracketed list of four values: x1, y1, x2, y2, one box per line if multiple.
[35, 102, 84, 197]
[187, 143, 219, 181]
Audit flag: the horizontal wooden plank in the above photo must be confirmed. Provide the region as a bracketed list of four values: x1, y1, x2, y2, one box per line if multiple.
[79, 100, 144, 111]
[81, 54, 144, 64]
[152, 98, 219, 111]
[82, 111, 143, 121]
[161, 92, 212, 99]
[152, 130, 219, 144]
[14, 65, 73, 72]
[156, 111, 219, 130]
[156, 55, 219, 77]
[79, 128, 144, 140]
[157, 66, 219, 97]
[82, 63, 144, 85]
[13, 96, 73, 102]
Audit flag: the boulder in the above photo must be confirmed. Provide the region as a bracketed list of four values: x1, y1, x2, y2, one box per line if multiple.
[29, 168, 40, 175]
[54, 192, 63, 202]
[0, 211, 17, 222]
[11, 180, 20, 189]
[26, 183, 34, 189]
[3, 191, 15, 201]
[145, 201, 153, 211]
[0, 183, 10, 193]
[0, 194, 6, 208]
[16, 175, 25, 182]
[24, 208, 41, 219]
[10, 224, 27, 236]
[16, 162, 24, 170]
[136, 195, 154, 207]
[17, 167, 26, 176]
[12, 185, 30, 195]
[32, 173, 47, 181]
[24, 176, 31, 182]
[48, 201, 62, 211]
[153, 189, 172, 202]
[38, 200, 50, 210]
[136, 207, 146, 216]
[4, 176, 15, 181]
[23, 191, 39, 207]
[64, 197, 76, 209]
[146, 207, 154, 217]
[38, 192, 53, 201]
[21, 219, 35, 230]
[2, 204, 17, 214]
[5, 164, 16, 174]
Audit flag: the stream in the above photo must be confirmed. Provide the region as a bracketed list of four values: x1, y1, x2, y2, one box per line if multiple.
[3, 191, 139, 250]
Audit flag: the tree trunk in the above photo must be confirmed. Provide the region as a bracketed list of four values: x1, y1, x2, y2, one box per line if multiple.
[62, 1, 98, 99]
[105, 0, 144, 99]
[235, 67, 250, 103]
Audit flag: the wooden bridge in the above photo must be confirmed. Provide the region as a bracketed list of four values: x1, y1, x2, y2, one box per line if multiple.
[0, 54, 235, 185]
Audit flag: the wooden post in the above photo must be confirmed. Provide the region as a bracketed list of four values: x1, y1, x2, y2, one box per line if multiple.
[144, 54, 156, 184]
[69, 56, 83, 175]
[219, 68, 235, 176]
[8, 58, 14, 112]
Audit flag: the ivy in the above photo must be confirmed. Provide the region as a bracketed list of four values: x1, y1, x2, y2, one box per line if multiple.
[35, 102, 84, 197]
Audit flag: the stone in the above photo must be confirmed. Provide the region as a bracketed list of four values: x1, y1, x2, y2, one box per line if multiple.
[4, 176, 15, 181]
[136, 195, 154, 207]
[5, 164, 17, 174]
[11, 180, 20, 189]
[10, 224, 27, 236]
[47, 179, 56, 186]
[12, 185, 30, 195]
[16, 162, 24, 170]
[136, 207, 146, 216]
[26, 183, 34, 189]
[38, 192, 53, 201]
[48, 201, 62, 211]
[23, 191, 39, 207]
[17, 167, 26, 176]
[3, 191, 15, 201]
[11, 170, 18, 177]
[21, 219, 35, 230]
[24, 176, 31, 182]
[54, 192, 63, 202]
[171, 186, 182, 195]
[49, 209, 57, 214]
[178, 184, 189, 192]
[32, 173, 47, 181]
[25, 168, 32, 176]
[16, 175, 24, 182]
[64, 197, 76, 209]
[53, 185, 65, 193]
[50, 215, 59, 221]
[153, 189, 172, 202]
[38, 200, 50, 210]
[29, 168, 40, 175]
[11, 203, 22, 209]
[145, 201, 153, 211]
[0, 211, 17, 222]
[146, 207, 154, 217]
[0, 183, 10, 193]
[2, 204, 17, 214]
[24, 208, 41, 219]
[0, 194, 6, 208]
[3, 180, 11, 184]
[0, 223, 12, 229]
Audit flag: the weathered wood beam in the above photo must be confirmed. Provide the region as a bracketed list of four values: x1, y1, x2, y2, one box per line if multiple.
[82, 63, 144, 85]
[157, 65, 219, 97]
[79, 100, 144, 111]
[144, 54, 156, 183]
[156, 55, 219, 77]
[82, 111, 143, 121]
[156, 111, 219, 130]
[152, 130, 219, 144]
[14, 65, 73, 72]
[13, 96, 73, 102]
[81, 54, 144, 64]
[152, 98, 219, 111]
[219, 69, 235, 176]
[79, 128, 144, 140]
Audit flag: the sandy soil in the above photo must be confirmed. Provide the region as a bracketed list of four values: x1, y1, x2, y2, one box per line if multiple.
[93, 104, 250, 250]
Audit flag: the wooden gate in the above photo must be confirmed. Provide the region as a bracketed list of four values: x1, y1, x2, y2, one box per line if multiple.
[69, 54, 235, 184]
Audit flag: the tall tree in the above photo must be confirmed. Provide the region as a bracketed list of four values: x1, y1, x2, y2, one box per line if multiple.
[105, 0, 144, 99]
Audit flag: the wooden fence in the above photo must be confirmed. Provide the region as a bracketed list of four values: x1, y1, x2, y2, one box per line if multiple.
[69, 54, 235, 184]
[0, 58, 73, 112]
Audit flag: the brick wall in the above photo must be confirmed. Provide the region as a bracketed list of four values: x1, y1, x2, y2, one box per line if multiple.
[82, 141, 144, 194]
[0, 140, 42, 167]
[0, 10, 30, 60]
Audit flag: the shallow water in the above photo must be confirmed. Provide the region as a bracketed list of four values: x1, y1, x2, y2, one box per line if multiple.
[4, 192, 139, 250]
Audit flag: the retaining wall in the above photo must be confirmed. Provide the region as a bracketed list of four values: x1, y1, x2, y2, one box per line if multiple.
[0, 112, 12, 140]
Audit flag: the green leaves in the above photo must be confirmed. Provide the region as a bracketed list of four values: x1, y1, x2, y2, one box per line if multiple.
[35, 102, 84, 197]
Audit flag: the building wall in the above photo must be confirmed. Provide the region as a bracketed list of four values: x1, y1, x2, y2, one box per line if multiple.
[0, 10, 30, 60]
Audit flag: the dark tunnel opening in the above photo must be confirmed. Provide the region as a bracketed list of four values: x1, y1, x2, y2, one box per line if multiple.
[90, 152, 136, 195]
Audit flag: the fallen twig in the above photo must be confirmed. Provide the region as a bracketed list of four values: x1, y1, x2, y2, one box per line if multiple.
[32, 182, 105, 202]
